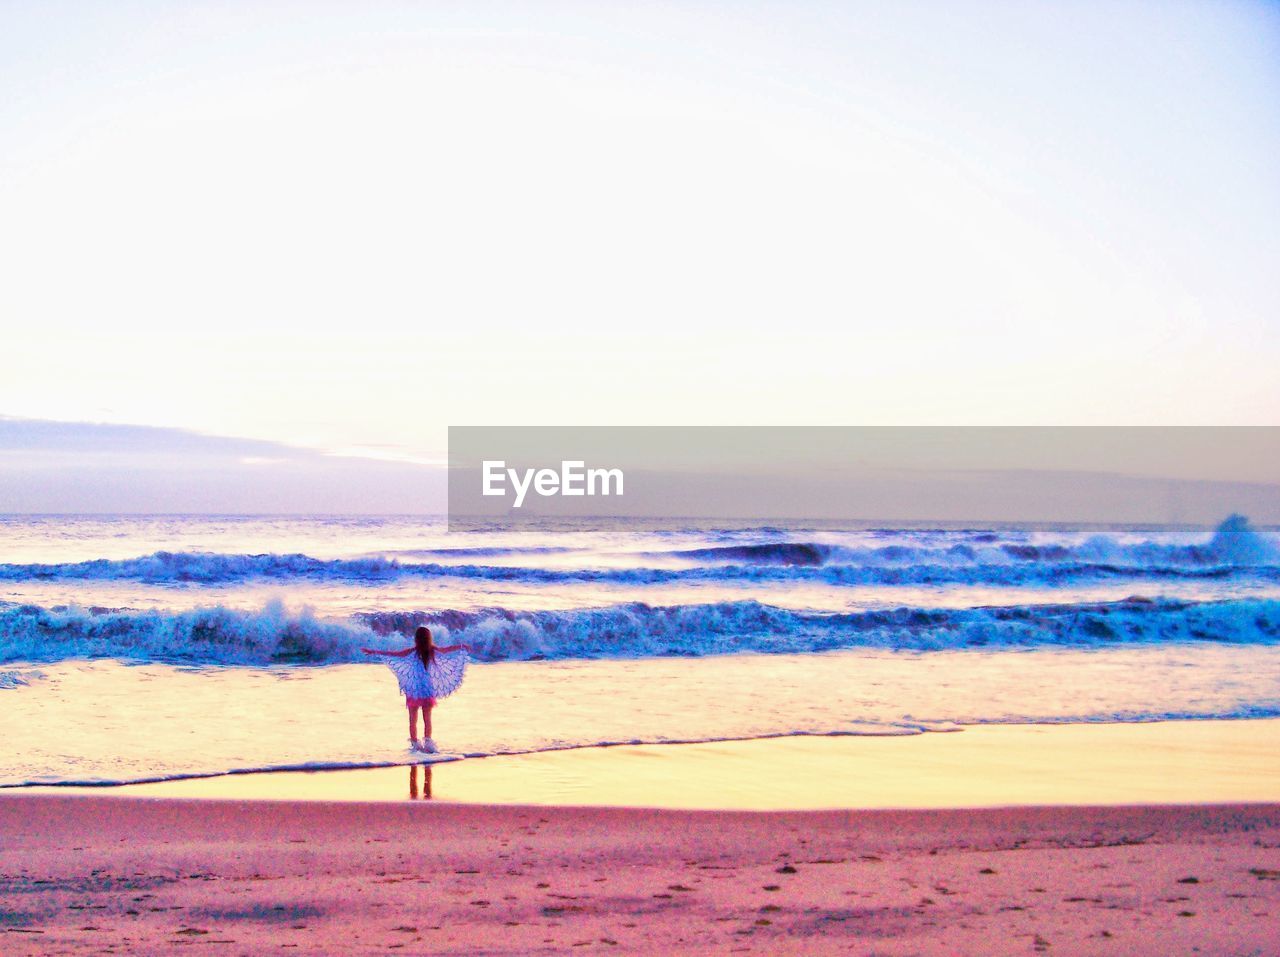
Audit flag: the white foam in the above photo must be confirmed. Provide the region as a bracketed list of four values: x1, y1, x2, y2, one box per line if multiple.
[4, 595, 1279, 666]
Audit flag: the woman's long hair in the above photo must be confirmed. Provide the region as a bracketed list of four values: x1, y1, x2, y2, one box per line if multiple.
[414, 626, 434, 668]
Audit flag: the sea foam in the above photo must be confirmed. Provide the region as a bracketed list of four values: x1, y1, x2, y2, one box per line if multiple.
[0, 516, 1272, 588]
[3, 596, 1278, 666]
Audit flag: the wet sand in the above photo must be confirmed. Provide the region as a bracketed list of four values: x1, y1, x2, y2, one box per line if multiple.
[30, 718, 1280, 809]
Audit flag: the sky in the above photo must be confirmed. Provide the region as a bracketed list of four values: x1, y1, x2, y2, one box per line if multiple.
[1, 1, 1278, 510]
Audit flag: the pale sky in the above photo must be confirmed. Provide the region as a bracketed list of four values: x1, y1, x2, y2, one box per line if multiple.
[3, 0, 1279, 473]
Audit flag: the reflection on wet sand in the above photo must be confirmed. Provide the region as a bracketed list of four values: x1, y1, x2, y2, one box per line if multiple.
[408, 763, 433, 800]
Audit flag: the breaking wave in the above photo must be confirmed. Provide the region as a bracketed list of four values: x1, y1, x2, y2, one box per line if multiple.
[672, 514, 1279, 569]
[3, 596, 1278, 667]
[0, 516, 1272, 587]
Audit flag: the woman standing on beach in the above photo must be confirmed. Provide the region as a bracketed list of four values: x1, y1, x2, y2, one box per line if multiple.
[362, 626, 469, 754]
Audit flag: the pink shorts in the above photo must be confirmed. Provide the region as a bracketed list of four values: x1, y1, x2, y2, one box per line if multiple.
[405, 696, 436, 709]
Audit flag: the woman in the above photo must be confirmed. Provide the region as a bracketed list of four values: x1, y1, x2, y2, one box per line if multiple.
[362, 626, 469, 753]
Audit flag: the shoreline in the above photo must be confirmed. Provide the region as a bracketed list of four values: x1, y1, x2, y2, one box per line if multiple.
[6, 712, 1280, 953]
[18, 717, 1280, 809]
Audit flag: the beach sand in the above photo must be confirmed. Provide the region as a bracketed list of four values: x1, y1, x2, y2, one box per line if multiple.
[2, 796, 1278, 955]
[4, 722, 1279, 955]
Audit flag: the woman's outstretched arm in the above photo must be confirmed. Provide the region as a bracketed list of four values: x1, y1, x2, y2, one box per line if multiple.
[360, 647, 415, 657]
[434, 643, 471, 653]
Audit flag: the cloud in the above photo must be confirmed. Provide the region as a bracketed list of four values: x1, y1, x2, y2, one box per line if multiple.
[0, 417, 306, 457]
[0, 418, 445, 513]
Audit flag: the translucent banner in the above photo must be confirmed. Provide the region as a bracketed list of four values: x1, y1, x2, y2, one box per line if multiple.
[447, 426, 1280, 526]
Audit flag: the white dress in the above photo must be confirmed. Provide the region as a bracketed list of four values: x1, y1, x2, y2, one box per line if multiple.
[385, 649, 468, 700]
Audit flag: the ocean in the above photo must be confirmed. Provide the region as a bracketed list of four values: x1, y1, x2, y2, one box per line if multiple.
[1, 514, 1278, 788]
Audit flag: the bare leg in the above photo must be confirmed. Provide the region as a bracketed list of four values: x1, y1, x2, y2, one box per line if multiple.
[407, 704, 420, 742]
[423, 702, 434, 740]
